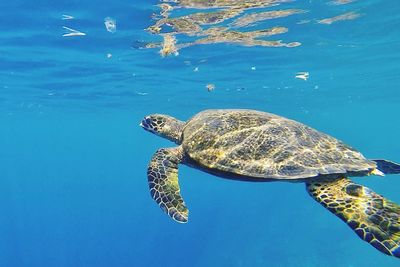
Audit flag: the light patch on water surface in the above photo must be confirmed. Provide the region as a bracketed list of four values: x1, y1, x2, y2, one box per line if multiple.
[145, 0, 303, 56]
[230, 9, 307, 28]
[318, 12, 361, 25]
[142, 0, 361, 56]
[328, 0, 357, 5]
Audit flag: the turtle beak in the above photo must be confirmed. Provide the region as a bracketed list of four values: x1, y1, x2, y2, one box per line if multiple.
[140, 116, 152, 132]
[139, 117, 147, 129]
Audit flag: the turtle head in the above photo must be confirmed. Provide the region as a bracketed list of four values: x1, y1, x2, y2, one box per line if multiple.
[140, 114, 184, 144]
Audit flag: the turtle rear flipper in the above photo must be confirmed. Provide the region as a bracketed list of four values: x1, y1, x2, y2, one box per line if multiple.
[373, 159, 400, 174]
[147, 147, 188, 223]
[306, 178, 400, 258]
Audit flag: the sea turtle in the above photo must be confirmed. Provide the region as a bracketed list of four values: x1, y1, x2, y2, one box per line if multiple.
[140, 109, 400, 258]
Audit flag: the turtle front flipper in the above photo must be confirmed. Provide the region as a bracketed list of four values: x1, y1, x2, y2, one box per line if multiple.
[373, 159, 400, 174]
[306, 177, 400, 258]
[147, 147, 188, 223]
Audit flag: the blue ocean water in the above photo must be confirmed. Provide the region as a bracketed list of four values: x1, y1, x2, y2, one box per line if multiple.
[1, 0, 400, 266]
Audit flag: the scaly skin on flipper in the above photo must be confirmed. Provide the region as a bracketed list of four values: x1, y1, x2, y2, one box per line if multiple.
[306, 177, 400, 258]
[147, 147, 188, 223]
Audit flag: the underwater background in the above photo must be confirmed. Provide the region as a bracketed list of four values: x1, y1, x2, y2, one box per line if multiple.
[1, 0, 400, 266]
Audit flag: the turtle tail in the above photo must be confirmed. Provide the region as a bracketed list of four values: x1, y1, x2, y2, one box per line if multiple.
[372, 159, 400, 174]
[306, 177, 400, 258]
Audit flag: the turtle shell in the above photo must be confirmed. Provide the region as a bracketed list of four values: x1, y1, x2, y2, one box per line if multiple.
[181, 109, 376, 180]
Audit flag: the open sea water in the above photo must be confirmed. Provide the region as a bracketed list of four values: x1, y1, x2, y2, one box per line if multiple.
[1, 0, 399, 266]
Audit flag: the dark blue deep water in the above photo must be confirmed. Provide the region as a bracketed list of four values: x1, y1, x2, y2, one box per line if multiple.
[1, 0, 400, 266]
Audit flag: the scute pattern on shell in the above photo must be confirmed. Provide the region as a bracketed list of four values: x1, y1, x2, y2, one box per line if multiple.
[182, 109, 376, 179]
